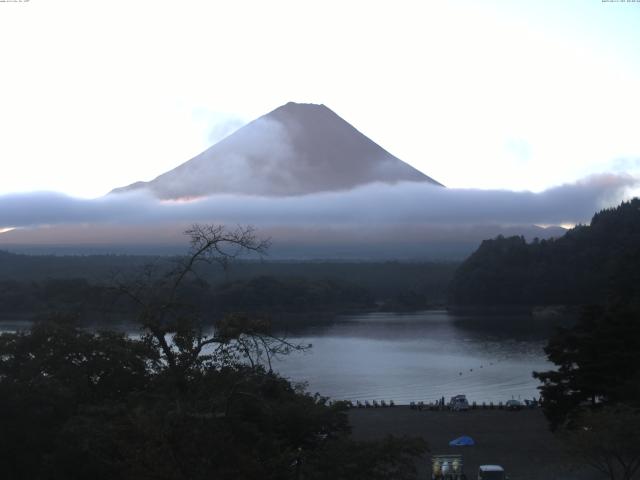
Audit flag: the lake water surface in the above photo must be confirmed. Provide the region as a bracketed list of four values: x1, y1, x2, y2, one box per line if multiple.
[271, 310, 555, 404]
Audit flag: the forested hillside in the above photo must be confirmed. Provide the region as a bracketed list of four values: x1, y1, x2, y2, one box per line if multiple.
[0, 252, 457, 320]
[449, 198, 640, 307]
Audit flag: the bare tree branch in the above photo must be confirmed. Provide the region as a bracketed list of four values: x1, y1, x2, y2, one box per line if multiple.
[111, 224, 309, 397]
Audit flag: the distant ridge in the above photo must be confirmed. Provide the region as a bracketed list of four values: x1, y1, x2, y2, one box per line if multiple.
[111, 102, 442, 199]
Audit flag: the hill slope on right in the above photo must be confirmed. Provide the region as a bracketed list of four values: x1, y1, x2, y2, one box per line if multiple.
[449, 198, 640, 308]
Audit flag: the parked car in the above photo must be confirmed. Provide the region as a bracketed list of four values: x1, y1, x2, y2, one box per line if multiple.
[478, 465, 507, 480]
[505, 399, 523, 411]
[449, 395, 470, 411]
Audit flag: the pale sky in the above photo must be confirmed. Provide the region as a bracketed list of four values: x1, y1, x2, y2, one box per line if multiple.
[1, 0, 640, 198]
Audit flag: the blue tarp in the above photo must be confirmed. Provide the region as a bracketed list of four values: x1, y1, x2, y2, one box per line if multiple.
[448, 436, 475, 446]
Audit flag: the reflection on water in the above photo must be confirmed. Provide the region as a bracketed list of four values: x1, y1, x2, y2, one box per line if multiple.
[0, 310, 558, 404]
[271, 310, 556, 403]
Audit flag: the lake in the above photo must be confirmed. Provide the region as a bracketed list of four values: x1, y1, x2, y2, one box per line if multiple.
[271, 310, 556, 404]
[0, 310, 557, 405]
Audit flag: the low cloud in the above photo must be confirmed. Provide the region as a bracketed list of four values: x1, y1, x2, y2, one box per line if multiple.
[1, 173, 635, 258]
[0, 173, 636, 231]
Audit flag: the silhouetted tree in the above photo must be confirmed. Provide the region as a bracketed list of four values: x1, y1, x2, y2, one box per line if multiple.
[561, 406, 640, 480]
[534, 304, 640, 430]
[113, 225, 295, 383]
[0, 224, 428, 479]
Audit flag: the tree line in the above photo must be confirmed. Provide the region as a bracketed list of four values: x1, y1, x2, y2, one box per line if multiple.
[449, 198, 640, 307]
[0, 251, 457, 318]
[0, 275, 375, 321]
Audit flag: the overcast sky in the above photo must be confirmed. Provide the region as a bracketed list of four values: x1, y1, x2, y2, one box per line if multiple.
[1, 0, 640, 199]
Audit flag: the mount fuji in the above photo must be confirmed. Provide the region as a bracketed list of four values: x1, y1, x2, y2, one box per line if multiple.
[111, 102, 442, 199]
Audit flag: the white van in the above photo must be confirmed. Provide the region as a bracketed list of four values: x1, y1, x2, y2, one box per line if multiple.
[478, 465, 506, 480]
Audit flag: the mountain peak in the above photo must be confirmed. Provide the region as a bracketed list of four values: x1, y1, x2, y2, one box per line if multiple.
[279, 101, 328, 110]
[282, 101, 325, 108]
[111, 102, 442, 199]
